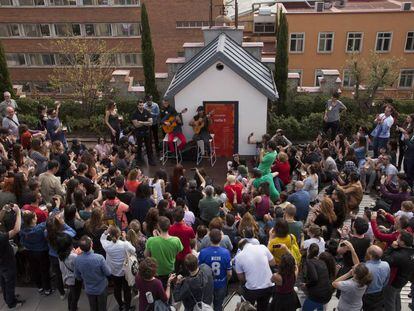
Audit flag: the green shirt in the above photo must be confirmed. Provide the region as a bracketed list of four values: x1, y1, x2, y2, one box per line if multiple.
[258, 151, 277, 175]
[253, 174, 280, 202]
[145, 236, 183, 276]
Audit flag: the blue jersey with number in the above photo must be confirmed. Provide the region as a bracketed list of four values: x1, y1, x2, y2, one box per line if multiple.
[199, 246, 232, 289]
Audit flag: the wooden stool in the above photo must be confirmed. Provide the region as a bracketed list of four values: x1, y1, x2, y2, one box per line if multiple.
[161, 134, 182, 165]
[196, 134, 216, 167]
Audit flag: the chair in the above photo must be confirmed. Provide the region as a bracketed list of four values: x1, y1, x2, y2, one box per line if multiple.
[161, 134, 182, 165]
[196, 134, 216, 167]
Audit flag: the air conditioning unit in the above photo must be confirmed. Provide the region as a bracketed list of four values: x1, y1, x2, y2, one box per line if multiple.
[401, 2, 412, 10]
[315, 2, 324, 12]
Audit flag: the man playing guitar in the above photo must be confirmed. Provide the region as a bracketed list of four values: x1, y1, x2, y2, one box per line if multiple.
[160, 100, 187, 152]
[189, 106, 213, 154]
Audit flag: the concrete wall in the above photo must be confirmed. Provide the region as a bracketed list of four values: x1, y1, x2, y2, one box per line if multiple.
[174, 61, 268, 156]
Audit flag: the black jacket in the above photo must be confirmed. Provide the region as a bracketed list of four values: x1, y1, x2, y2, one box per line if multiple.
[383, 246, 414, 289]
[303, 258, 333, 304]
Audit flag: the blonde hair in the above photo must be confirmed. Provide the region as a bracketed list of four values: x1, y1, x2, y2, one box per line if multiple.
[127, 220, 143, 246]
[127, 169, 139, 181]
[319, 197, 337, 223]
[402, 201, 414, 212]
[278, 152, 288, 163]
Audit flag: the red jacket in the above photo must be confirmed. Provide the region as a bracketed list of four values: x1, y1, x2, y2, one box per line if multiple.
[371, 214, 413, 247]
[271, 160, 291, 185]
[23, 204, 48, 224]
[224, 182, 243, 204]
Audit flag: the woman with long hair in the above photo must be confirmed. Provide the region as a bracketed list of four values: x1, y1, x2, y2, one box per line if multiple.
[84, 208, 108, 257]
[333, 263, 372, 311]
[20, 211, 52, 295]
[314, 197, 337, 240]
[252, 182, 272, 221]
[129, 183, 156, 224]
[150, 169, 166, 203]
[100, 225, 135, 311]
[126, 220, 147, 262]
[13, 172, 28, 207]
[80, 150, 97, 180]
[268, 218, 300, 266]
[169, 164, 187, 200]
[64, 204, 84, 239]
[56, 233, 82, 311]
[45, 213, 76, 299]
[303, 164, 319, 203]
[397, 113, 414, 170]
[125, 168, 141, 193]
[104, 101, 121, 145]
[12, 143, 24, 167]
[270, 253, 301, 311]
[142, 207, 159, 237]
[65, 178, 81, 206]
[157, 199, 174, 224]
[331, 188, 347, 229]
[50, 140, 71, 181]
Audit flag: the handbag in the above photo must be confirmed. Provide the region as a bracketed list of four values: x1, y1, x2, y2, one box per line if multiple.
[289, 234, 302, 264]
[124, 250, 139, 287]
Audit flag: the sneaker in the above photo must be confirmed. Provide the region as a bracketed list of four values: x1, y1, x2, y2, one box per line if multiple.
[37, 288, 44, 294]
[43, 289, 54, 296]
[60, 291, 67, 300]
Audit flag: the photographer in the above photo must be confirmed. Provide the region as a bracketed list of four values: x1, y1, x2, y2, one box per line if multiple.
[0, 203, 24, 309]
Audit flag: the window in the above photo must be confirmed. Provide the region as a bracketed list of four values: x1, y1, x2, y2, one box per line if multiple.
[346, 32, 363, 52]
[315, 69, 323, 86]
[254, 23, 275, 34]
[0, 24, 20, 37]
[342, 69, 356, 88]
[40, 24, 50, 36]
[113, 23, 140, 36]
[399, 69, 414, 88]
[376, 32, 392, 52]
[18, 0, 33, 5]
[85, 24, 95, 36]
[113, 0, 139, 5]
[33, 82, 55, 93]
[41, 54, 55, 65]
[0, 0, 13, 6]
[289, 33, 305, 53]
[34, 0, 45, 5]
[56, 54, 75, 66]
[318, 32, 334, 53]
[288, 69, 303, 86]
[49, 0, 76, 5]
[6, 53, 26, 66]
[54, 24, 81, 36]
[23, 24, 41, 37]
[116, 53, 142, 66]
[176, 21, 209, 29]
[27, 53, 42, 65]
[405, 32, 414, 52]
[96, 23, 111, 36]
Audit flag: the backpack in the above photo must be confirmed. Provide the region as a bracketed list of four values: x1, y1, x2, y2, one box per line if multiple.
[124, 251, 139, 287]
[188, 270, 214, 311]
[104, 201, 121, 228]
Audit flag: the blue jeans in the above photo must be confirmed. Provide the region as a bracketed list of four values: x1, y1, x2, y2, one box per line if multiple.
[213, 286, 227, 311]
[373, 137, 388, 158]
[302, 298, 324, 311]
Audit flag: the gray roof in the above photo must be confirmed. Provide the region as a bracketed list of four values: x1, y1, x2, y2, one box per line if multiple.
[164, 33, 278, 101]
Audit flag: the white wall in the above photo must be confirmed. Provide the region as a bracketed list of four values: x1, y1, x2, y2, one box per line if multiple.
[174, 62, 268, 155]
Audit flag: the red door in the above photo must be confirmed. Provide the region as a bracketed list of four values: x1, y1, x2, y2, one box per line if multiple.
[204, 102, 236, 157]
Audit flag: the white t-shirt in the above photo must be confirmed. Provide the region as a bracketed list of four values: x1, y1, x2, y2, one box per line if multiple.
[235, 244, 274, 290]
[394, 210, 414, 219]
[303, 237, 326, 255]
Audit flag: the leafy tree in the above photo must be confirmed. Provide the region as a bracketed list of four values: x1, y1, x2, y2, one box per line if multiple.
[49, 38, 118, 114]
[345, 51, 403, 111]
[141, 3, 159, 102]
[274, 8, 288, 114]
[0, 41, 15, 97]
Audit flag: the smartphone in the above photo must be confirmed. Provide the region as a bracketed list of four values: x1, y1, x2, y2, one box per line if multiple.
[273, 244, 282, 248]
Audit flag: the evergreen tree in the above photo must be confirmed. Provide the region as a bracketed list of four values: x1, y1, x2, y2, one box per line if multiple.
[274, 9, 288, 114]
[0, 41, 15, 97]
[141, 3, 159, 102]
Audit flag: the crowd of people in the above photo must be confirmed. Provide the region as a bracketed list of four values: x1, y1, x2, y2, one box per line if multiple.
[0, 90, 413, 311]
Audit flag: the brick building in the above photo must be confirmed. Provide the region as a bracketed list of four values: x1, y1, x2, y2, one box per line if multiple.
[0, 0, 222, 94]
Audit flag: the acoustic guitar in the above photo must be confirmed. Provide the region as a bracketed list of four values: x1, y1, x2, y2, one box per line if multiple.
[162, 108, 188, 133]
[192, 110, 214, 134]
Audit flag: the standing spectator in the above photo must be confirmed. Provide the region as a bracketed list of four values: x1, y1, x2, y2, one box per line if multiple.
[38, 160, 66, 204]
[56, 233, 82, 311]
[169, 164, 187, 201]
[104, 101, 121, 145]
[332, 263, 372, 311]
[269, 253, 301, 311]
[84, 208, 108, 258]
[173, 254, 214, 310]
[102, 188, 129, 231]
[0, 91, 18, 119]
[144, 95, 161, 154]
[30, 138, 49, 175]
[0, 204, 24, 309]
[22, 192, 48, 224]
[46, 102, 67, 148]
[287, 181, 310, 222]
[382, 230, 414, 311]
[200, 217, 233, 253]
[144, 217, 183, 288]
[126, 220, 147, 262]
[168, 207, 196, 273]
[323, 92, 347, 141]
[2, 107, 19, 137]
[114, 176, 134, 206]
[100, 226, 136, 311]
[258, 140, 278, 175]
[74, 235, 112, 311]
[402, 128, 414, 187]
[397, 114, 413, 170]
[224, 175, 243, 205]
[303, 225, 325, 254]
[198, 186, 221, 225]
[135, 258, 174, 311]
[50, 140, 71, 181]
[363, 245, 390, 311]
[199, 229, 232, 311]
[235, 239, 276, 311]
[371, 104, 395, 158]
[20, 210, 52, 295]
[129, 183, 156, 225]
[303, 165, 319, 203]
